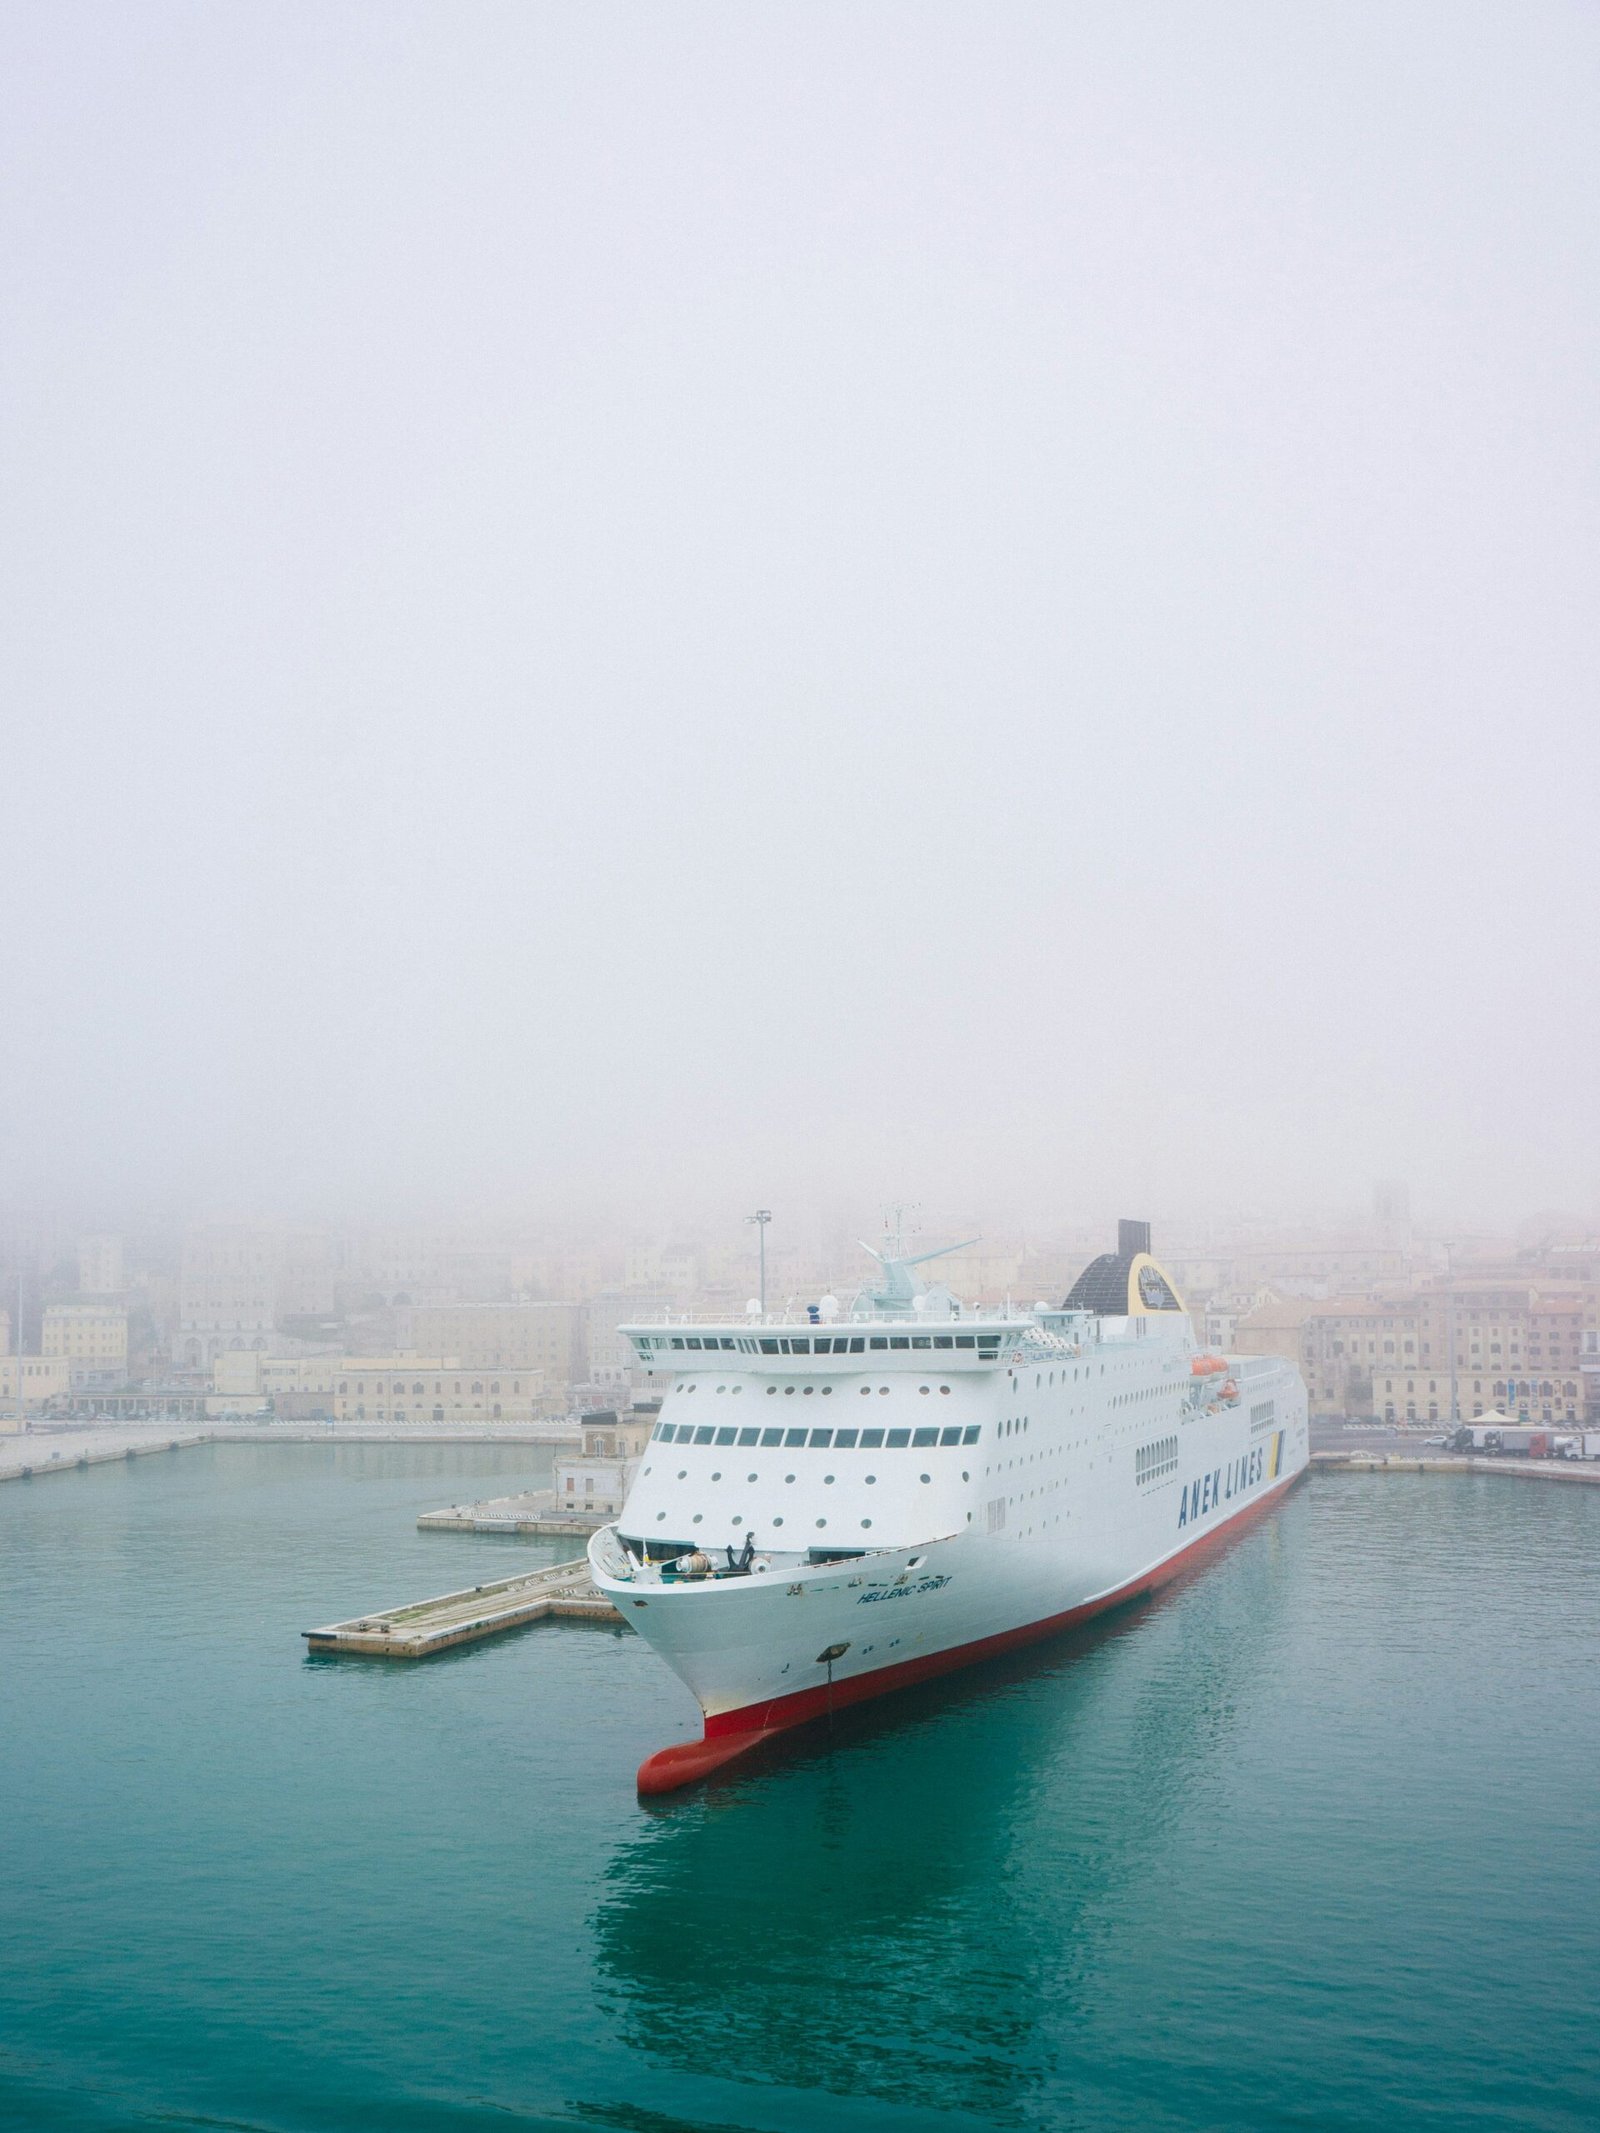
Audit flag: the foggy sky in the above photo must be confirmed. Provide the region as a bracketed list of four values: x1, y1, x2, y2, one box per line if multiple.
[3, 3, 1597, 1237]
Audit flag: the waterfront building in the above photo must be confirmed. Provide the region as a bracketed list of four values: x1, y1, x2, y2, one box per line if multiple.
[42, 1303, 129, 1389]
[1371, 1363, 1582, 1426]
[397, 1302, 586, 1389]
[0, 1354, 71, 1420]
[209, 1352, 550, 1423]
[554, 1409, 653, 1513]
[1582, 1328, 1600, 1421]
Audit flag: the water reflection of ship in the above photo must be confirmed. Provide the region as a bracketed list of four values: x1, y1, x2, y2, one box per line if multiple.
[589, 1515, 1294, 2125]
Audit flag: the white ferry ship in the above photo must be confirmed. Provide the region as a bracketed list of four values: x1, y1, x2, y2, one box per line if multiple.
[589, 1221, 1309, 1792]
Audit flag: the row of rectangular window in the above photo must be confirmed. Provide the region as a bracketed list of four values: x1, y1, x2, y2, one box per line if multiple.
[1135, 1434, 1179, 1482]
[649, 1332, 1002, 1356]
[654, 1422, 981, 1450]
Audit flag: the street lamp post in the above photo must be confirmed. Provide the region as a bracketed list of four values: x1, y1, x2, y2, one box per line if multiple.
[746, 1209, 771, 1315]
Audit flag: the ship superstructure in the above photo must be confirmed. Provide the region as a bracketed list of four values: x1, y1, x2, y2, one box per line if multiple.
[589, 1220, 1308, 1792]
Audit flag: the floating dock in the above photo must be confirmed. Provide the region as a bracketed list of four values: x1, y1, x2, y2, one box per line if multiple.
[303, 1558, 619, 1657]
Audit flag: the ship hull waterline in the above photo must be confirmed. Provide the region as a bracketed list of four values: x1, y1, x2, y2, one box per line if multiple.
[635, 1465, 1304, 1795]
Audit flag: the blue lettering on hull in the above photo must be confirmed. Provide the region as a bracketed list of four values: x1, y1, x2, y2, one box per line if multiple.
[1178, 1445, 1267, 1531]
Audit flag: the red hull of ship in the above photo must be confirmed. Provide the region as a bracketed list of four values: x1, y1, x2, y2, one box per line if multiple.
[636, 1468, 1302, 1795]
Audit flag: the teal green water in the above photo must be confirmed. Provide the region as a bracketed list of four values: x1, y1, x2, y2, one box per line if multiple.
[2, 1445, 1597, 2131]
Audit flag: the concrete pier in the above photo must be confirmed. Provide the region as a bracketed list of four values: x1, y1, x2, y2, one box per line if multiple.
[417, 1486, 606, 1538]
[303, 1557, 618, 1657]
[0, 1427, 208, 1484]
[1313, 1450, 1600, 1485]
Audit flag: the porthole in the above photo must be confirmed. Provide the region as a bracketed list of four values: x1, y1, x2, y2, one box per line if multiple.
[746, 1471, 758, 1482]
[823, 1474, 835, 1485]
[860, 1518, 873, 1529]
[710, 1471, 721, 1481]
[865, 1474, 877, 1484]
[803, 1386, 814, 1396]
[643, 1466, 651, 1475]
[879, 1386, 889, 1395]
[919, 1385, 930, 1395]
[767, 1386, 777, 1395]
[939, 1385, 950, 1394]
[815, 1518, 827, 1528]
[961, 1469, 969, 1480]
[785, 1473, 796, 1483]
[692, 1514, 703, 1524]
[676, 1469, 687, 1479]
[859, 1386, 871, 1396]
[773, 1515, 784, 1527]
[784, 1386, 795, 1396]
[656, 1511, 665, 1521]
[919, 1472, 931, 1483]
[732, 1515, 743, 1526]
[717, 1384, 726, 1393]
[821, 1385, 833, 1396]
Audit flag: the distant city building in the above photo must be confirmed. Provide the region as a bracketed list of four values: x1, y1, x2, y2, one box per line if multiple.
[1372, 1180, 1413, 1256]
[42, 1302, 129, 1389]
[353, 1230, 511, 1308]
[76, 1234, 124, 1295]
[396, 1302, 586, 1388]
[178, 1226, 282, 1368]
[1236, 1276, 1595, 1420]
[624, 1243, 702, 1294]
[586, 1291, 671, 1389]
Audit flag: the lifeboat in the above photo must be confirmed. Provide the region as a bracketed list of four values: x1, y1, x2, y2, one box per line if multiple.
[1190, 1355, 1228, 1376]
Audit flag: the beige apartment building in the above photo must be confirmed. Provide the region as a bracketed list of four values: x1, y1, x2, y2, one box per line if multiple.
[397, 1303, 586, 1389]
[0, 1354, 72, 1421]
[1236, 1277, 1595, 1420]
[42, 1303, 129, 1388]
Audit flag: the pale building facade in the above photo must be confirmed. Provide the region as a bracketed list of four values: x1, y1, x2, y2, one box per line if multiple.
[178, 1226, 282, 1368]
[397, 1303, 586, 1388]
[1372, 1366, 1583, 1426]
[554, 1411, 653, 1514]
[0, 1354, 71, 1418]
[209, 1352, 548, 1423]
[42, 1303, 129, 1389]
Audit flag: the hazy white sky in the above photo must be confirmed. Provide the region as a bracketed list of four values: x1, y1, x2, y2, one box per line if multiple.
[2, 3, 1596, 1235]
